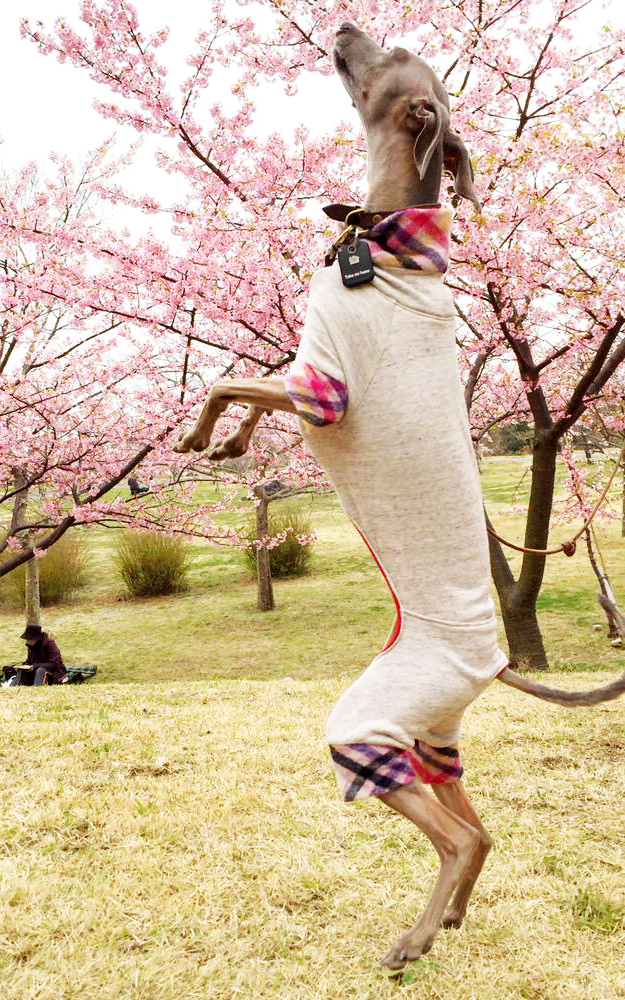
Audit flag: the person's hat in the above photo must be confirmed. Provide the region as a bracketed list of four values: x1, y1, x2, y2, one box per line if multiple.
[20, 624, 44, 640]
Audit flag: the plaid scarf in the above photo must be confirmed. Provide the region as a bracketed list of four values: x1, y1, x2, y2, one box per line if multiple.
[364, 204, 452, 274]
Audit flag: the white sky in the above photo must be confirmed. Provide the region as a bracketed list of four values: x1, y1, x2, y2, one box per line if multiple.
[1, 2, 623, 205]
[0, 1, 340, 177]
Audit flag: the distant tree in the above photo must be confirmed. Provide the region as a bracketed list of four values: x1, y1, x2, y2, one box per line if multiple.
[0, 156, 308, 586]
[488, 423, 533, 456]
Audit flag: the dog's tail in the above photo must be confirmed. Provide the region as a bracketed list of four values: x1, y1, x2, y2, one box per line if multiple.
[497, 665, 625, 706]
[497, 594, 625, 707]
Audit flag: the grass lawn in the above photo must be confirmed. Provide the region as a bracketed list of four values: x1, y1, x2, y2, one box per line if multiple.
[0, 455, 624, 999]
[0, 455, 624, 681]
[0, 677, 623, 999]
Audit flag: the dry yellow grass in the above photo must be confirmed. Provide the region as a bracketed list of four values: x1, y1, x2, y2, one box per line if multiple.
[1, 675, 624, 999]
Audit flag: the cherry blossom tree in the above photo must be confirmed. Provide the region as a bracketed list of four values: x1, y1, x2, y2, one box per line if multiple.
[5, 0, 624, 666]
[0, 153, 308, 587]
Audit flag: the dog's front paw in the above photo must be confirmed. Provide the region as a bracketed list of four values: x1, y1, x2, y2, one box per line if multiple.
[173, 429, 209, 454]
[207, 435, 248, 461]
[172, 435, 190, 454]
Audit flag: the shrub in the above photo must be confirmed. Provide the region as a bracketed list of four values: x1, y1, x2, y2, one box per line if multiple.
[241, 504, 315, 578]
[489, 421, 532, 455]
[114, 530, 193, 597]
[0, 534, 89, 607]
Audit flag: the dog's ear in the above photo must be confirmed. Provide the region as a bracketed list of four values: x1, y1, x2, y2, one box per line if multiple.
[405, 97, 449, 180]
[442, 129, 481, 211]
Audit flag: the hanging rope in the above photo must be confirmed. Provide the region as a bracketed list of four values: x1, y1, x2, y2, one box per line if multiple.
[590, 523, 616, 603]
[486, 440, 625, 558]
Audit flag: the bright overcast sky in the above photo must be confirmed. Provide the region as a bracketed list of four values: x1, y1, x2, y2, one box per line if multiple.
[1, 2, 623, 197]
[0, 1, 339, 177]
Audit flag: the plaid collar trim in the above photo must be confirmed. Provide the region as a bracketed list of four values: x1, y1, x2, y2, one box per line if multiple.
[364, 204, 453, 274]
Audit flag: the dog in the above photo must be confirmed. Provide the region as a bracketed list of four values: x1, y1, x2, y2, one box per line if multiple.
[175, 23, 625, 970]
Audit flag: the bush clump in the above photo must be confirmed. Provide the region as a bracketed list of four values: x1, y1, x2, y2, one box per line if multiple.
[242, 504, 315, 578]
[114, 530, 193, 597]
[0, 534, 89, 607]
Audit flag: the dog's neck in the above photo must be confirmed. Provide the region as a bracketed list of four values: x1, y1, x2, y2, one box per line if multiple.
[363, 132, 443, 211]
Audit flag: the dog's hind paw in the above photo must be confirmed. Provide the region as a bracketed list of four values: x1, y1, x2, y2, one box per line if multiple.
[441, 907, 464, 929]
[380, 928, 435, 970]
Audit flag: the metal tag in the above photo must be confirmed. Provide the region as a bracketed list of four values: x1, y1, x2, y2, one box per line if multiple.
[337, 238, 375, 287]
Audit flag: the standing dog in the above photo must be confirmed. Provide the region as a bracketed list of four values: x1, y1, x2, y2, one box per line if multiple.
[175, 23, 625, 970]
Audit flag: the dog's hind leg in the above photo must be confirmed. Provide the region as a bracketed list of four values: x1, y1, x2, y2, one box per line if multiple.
[379, 781, 481, 970]
[432, 780, 492, 929]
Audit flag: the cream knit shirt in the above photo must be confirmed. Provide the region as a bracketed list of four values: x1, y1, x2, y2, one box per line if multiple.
[292, 262, 507, 749]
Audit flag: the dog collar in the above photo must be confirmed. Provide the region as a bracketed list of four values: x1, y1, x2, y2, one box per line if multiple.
[324, 205, 452, 274]
[323, 202, 441, 228]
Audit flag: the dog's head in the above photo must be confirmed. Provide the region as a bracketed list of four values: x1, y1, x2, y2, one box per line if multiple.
[333, 23, 480, 211]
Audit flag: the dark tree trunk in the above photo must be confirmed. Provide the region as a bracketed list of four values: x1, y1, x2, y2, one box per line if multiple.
[255, 491, 275, 612]
[498, 596, 549, 670]
[486, 436, 558, 671]
[487, 517, 550, 671]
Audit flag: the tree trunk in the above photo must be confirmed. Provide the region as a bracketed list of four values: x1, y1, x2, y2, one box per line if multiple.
[255, 491, 275, 612]
[622, 463, 625, 538]
[488, 529, 550, 671]
[485, 437, 558, 671]
[584, 528, 618, 639]
[498, 597, 549, 670]
[11, 471, 42, 626]
[24, 543, 41, 626]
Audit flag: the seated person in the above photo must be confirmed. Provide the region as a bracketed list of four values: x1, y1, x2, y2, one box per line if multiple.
[127, 475, 149, 496]
[11, 625, 67, 686]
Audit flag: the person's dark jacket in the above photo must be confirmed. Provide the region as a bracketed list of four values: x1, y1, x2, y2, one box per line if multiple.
[128, 476, 148, 495]
[25, 634, 66, 683]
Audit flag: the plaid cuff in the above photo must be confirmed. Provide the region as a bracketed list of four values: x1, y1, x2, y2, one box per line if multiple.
[330, 741, 463, 802]
[285, 363, 348, 426]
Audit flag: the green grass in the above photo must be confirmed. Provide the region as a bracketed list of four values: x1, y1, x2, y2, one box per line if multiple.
[0, 676, 624, 1000]
[0, 456, 623, 683]
[564, 889, 625, 934]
